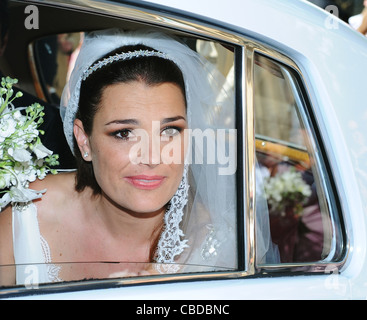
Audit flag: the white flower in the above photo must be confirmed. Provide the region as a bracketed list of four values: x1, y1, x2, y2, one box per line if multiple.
[264, 168, 312, 215]
[32, 143, 53, 159]
[8, 147, 32, 162]
[298, 183, 312, 197]
[0, 116, 16, 139]
[0, 193, 11, 209]
[0, 171, 12, 189]
[0, 176, 7, 189]
[0, 76, 59, 211]
[0, 185, 46, 209]
[36, 167, 47, 180]
[12, 110, 22, 120]
[9, 185, 46, 202]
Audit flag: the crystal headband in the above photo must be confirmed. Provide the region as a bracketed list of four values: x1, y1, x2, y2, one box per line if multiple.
[82, 49, 170, 81]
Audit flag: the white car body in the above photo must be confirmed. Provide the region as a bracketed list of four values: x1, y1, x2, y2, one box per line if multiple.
[3, 0, 367, 299]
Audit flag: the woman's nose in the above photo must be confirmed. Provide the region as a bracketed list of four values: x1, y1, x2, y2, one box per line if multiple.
[128, 128, 161, 166]
[147, 133, 161, 166]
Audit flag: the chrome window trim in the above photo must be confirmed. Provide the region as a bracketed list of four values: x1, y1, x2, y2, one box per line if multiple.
[243, 44, 255, 274]
[1, 0, 348, 297]
[0, 270, 241, 297]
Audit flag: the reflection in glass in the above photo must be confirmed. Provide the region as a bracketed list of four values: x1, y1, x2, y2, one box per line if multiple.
[254, 53, 343, 264]
[33, 33, 83, 106]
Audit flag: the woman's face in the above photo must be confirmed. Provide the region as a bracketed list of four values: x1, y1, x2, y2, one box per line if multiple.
[75, 81, 187, 216]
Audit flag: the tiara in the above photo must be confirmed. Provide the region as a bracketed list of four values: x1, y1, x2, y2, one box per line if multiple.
[82, 49, 170, 81]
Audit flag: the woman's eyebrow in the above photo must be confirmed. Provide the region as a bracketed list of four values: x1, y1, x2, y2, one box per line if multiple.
[104, 119, 139, 126]
[161, 116, 186, 124]
[105, 116, 186, 126]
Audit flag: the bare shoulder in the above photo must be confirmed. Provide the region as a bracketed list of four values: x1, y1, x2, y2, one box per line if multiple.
[31, 171, 76, 195]
[0, 202, 15, 285]
[0, 204, 13, 260]
[31, 171, 78, 219]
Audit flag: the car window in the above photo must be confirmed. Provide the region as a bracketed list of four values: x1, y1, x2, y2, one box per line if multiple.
[0, 29, 238, 291]
[253, 53, 345, 266]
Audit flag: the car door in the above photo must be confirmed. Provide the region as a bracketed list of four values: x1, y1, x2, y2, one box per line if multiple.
[0, 0, 350, 299]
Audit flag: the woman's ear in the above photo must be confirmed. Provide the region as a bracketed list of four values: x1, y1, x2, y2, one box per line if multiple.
[73, 119, 91, 161]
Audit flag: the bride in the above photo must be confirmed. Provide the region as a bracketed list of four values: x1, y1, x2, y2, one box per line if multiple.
[0, 29, 272, 286]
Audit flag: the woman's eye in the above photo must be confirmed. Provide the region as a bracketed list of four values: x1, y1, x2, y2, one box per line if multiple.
[114, 129, 134, 140]
[161, 127, 180, 137]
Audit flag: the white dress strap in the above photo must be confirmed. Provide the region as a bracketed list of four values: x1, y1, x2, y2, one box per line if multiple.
[12, 202, 62, 285]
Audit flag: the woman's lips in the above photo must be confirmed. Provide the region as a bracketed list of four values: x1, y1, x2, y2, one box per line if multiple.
[124, 175, 165, 190]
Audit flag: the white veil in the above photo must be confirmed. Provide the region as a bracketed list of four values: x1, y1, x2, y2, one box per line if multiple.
[60, 28, 277, 274]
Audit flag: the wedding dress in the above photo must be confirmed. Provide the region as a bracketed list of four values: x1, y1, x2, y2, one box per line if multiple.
[12, 202, 62, 284]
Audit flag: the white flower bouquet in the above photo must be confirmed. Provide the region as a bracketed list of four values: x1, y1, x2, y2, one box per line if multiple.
[264, 168, 312, 217]
[0, 77, 59, 210]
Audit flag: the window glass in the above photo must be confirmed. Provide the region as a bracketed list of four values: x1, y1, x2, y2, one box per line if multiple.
[254, 53, 344, 265]
[0, 30, 238, 291]
[33, 33, 83, 106]
[32, 33, 235, 108]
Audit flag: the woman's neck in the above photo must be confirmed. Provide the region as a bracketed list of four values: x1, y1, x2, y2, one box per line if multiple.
[82, 189, 165, 247]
